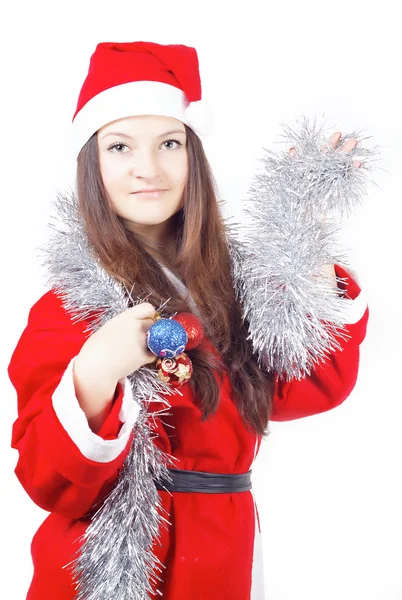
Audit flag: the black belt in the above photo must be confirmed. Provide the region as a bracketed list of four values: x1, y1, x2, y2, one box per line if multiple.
[155, 468, 252, 494]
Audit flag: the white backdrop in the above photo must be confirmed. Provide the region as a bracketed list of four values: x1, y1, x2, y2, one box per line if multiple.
[2, 1, 401, 598]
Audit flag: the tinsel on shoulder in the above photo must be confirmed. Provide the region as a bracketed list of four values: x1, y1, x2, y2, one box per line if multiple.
[226, 115, 380, 382]
[38, 190, 181, 600]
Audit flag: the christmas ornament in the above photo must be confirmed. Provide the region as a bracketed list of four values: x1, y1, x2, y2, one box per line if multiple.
[172, 312, 204, 350]
[146, 317, 188, 358]
[156, 353, 193, 387]
[146, 312, 204, 387]
[38, 114, 379, 600]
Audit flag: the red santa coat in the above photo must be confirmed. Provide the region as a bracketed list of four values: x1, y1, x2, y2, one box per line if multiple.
[8, 264, 369, 600]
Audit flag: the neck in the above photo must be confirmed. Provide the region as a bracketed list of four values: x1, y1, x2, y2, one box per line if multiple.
[140, 230, 178, 269]
[133, 216, 180, 266]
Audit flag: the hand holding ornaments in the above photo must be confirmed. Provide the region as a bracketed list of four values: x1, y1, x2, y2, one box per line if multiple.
[146, 311, 205, 387]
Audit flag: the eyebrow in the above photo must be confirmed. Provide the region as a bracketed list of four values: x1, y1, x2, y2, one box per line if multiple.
[100, 129, 187, 140]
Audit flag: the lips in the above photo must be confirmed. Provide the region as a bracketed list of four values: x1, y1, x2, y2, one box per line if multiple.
[132, 189, 167, 199]
[133, 189, 167, 194]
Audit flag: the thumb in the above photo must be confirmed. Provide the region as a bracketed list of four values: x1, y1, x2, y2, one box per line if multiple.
[130, 302, 156, 321]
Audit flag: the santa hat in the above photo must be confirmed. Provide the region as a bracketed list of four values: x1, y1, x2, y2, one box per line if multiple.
[71, 41, 213, 159]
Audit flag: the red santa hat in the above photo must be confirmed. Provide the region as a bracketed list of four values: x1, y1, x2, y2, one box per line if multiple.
[71, 41, 213, 159]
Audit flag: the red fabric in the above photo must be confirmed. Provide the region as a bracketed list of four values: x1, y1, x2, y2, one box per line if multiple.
[8, 265, 369, 599]
[73, 41, 201, 121]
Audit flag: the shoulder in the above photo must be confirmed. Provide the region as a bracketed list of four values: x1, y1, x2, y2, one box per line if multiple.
[30, 288, 65, 314]
[8, 289, 90, 383]
[27, 289, 89, 337]
[29, 289, 69, 321]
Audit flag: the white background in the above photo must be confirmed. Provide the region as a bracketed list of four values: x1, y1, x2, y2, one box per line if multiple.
[2, 1, 401, 598]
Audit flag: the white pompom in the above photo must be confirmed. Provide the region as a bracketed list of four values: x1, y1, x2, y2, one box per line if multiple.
[184, 100, 214, 136]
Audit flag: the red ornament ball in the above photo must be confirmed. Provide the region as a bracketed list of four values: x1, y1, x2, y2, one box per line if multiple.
[172, 312, 204, 350]
[156, 353, 193, 388]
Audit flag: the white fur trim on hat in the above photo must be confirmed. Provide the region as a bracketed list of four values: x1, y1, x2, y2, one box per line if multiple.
[72, 81, 212, 159]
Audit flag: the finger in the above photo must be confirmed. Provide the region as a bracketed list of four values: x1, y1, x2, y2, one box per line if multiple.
[329, 131, 342, 149]
[145, 352, 158, 364]
[337, 138, 358, 153]
[140, 317, 158, 332]
[322, 131, 342, 153]
[131, 302, 156, 320]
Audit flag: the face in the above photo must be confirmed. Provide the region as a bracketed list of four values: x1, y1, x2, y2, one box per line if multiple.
[97, 115, 188, 242]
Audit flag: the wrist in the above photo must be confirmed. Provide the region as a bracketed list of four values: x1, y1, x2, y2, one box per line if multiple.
[72, 357, 120, 433]
[75, 343, 119, 387]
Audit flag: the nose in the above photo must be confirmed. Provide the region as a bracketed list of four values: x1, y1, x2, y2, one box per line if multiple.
[131, 148, 161, 179]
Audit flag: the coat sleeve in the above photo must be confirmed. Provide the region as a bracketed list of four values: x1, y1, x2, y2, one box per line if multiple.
[8, 289, 141, 519]
[270, 264, 369, 421]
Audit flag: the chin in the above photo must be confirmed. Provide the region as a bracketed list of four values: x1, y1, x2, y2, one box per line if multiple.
[123, 214, 174, 228]
[139, 213, 173, 224]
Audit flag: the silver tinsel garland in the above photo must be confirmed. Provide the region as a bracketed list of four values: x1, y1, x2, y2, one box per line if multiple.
[39, 191, 181, 599]
[38, 115, 379, 598]
[227, 115, 379, 380]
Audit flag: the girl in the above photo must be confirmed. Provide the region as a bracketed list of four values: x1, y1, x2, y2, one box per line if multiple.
[8, 41, 370, 600]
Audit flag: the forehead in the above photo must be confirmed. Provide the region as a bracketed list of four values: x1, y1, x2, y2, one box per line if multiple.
[98, 114, 186, 138]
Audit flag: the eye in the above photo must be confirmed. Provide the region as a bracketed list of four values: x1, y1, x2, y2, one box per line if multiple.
[108, 142, 128, 153]
[162, 138, 183, 149]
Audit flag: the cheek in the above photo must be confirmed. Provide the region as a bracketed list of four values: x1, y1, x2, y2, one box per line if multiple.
[99, 158, 126, 190]
[164, 152, 188, 188]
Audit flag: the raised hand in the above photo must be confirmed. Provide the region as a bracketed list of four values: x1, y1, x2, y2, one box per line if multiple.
[289, 130, 362, 169]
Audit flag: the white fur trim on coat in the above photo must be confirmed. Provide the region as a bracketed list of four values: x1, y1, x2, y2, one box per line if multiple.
[52, 356, 140, 463]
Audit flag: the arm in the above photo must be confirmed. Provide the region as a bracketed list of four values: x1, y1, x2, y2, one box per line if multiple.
[270, 264, 369, 421]
[8, 290, 140, 519]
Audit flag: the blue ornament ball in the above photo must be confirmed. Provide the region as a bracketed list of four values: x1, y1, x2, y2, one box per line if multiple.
[146, 318, 188, 358]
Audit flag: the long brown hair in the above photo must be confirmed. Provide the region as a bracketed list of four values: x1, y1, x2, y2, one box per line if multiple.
[76, 125, 275, 438]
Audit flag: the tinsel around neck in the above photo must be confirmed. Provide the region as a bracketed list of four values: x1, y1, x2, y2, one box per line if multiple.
[38, 188, 183, 600]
